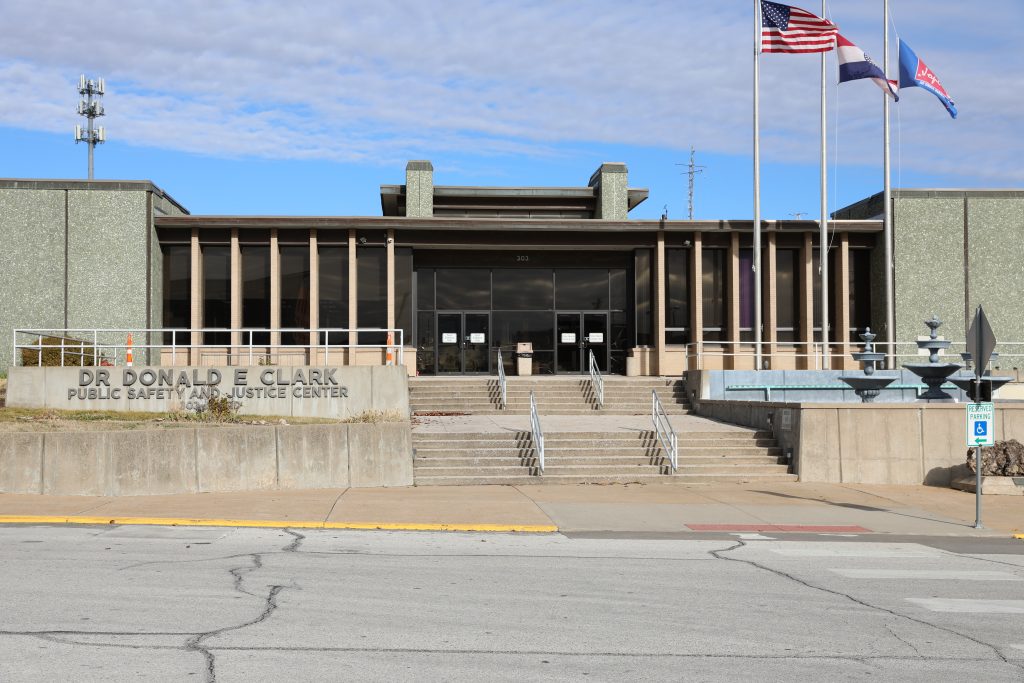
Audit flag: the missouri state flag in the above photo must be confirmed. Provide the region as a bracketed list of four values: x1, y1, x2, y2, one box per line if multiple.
[836, 34, 898, 100]
[898, 39, 957, 118]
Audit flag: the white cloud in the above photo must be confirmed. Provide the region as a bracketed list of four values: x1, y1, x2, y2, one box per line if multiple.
[0, 0, 1020, 183]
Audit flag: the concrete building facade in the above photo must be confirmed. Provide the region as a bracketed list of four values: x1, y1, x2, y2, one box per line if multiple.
[4, 164, 1020, 376]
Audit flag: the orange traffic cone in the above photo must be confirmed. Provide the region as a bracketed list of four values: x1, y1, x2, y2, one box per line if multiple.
[126, 333, 134, 367]
[385, 332, 394, 366]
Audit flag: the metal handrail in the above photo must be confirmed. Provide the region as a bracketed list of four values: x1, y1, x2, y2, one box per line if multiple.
[588, 349, 604, 408]
[496, 347, 507, 409]
[530, 390, 545, 474]
[13, 327, 405, 367]
[652, 390, 678, 473]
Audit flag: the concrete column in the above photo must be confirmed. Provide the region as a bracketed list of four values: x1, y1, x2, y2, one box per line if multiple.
[230, 228, 241, 363]
[728, 231, 741, 368]
[801, 232, 815, 368]
[190, 228, 202, 362]
[386, 229, 395, 332]
[270, 228, 280, 353]
[690, 232, 704, 369]
[348, 229, 357, 365]
[309, 229, 319, 356]
[587, 163, 629, 220]
[835, 232, 851, 367]
[405, 161, 434, 217]
[654, 230, 666, 375]
[766, 231, 778, 362]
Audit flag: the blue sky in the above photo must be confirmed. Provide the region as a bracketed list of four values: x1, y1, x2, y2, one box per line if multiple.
[1, 1, 1019, 219]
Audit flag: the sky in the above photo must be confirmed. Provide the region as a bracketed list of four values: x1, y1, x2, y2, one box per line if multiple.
[1, 1, 1020, 220]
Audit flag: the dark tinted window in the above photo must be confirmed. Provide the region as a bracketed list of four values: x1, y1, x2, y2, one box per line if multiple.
[436, 269, 490, 309]
[202, 245, 230, 345]
[318, 245, 349, 342]
[493, 269, 553, 310]
[665, 249, 689, 344]
[556, 269, 608, 310]
[162, 244, 190, 345]
[357, 247, 387, 343]
[280, 245, 309, 345]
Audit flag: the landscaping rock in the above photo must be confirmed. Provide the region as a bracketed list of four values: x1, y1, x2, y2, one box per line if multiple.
[967, 439, 1024, 476]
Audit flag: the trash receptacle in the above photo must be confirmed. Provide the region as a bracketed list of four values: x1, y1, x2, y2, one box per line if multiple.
[515, 342, 534, 376]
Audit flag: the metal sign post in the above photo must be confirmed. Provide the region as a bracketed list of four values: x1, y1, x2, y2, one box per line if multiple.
[966, 402, 995, 529]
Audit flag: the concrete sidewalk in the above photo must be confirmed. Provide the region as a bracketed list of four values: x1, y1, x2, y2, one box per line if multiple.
[1, 481, 1022, 537]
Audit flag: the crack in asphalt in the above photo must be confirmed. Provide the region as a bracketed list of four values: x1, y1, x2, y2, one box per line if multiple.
[184, 549, 285, 683]
[708, 540, 1023, 671]
[282, 529, 304, 553]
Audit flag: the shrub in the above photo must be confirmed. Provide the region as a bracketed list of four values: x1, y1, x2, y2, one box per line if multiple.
[20, 336, 103, 367]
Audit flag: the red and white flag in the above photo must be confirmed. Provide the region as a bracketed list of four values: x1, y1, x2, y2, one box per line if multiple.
[761, 1, 838, 54]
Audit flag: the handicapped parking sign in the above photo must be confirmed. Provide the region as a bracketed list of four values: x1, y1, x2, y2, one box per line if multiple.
[966, 403, 995, 447]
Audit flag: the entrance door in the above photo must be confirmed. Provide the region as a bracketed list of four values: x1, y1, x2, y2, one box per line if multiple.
[556, 312, 608, 373]
[437, 312, 490, 374]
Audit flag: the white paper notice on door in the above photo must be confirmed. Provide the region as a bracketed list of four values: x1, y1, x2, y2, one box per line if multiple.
[442, 333, 458, 344]
[560, 333, 576, 343]
[469, 333, 486, 344]
[587, 332, 604, 343]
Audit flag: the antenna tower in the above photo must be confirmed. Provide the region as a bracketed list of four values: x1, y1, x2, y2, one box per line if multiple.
[675, 147, 706, 220]
[74, 75, 106, 179]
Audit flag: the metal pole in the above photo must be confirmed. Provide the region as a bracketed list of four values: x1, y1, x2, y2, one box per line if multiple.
[820, 0, 829, 370]
[974, 316, 983, 529]
[753, 0, 763, 370]
[883, 0, 895, 368]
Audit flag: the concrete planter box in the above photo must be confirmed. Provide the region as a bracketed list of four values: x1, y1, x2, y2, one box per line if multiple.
[0, 422, 412, 496]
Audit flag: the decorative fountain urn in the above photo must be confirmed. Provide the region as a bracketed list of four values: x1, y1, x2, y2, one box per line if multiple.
[901, 316, 962, 401]
[950, 352, 1012, 402]
[840, 328, 896, 402]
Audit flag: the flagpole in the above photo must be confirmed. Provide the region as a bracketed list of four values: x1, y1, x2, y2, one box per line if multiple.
[820, 0, 830, 370]
[883, 0, 895, 368]
[754, 0, 763, 370]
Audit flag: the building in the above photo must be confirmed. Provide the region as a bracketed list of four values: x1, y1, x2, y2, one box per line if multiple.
[3, 164, 1022, 375]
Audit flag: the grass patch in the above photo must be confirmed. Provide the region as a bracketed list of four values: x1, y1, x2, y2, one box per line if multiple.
[342, 409, 407, 423]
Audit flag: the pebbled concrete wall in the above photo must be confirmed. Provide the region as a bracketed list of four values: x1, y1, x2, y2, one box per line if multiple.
[0, 421, 412, 495]
[0, 189, 67, 369]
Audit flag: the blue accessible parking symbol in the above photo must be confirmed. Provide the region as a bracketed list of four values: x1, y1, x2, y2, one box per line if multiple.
[966, 403, 995, 447]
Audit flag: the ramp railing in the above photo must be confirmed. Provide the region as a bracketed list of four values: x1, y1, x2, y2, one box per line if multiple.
[652, 389, 678, 473]
[588, 349, 604, 408]
[530, 390, 545, 474]
[496, 347, 507, 409]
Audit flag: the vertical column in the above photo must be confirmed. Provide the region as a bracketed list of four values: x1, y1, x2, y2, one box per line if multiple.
[348, 229, 357, 365]
[189, 228, 202, 363]
[309, 229, 319, 359]
[690, 232, 704, 370]
[230, 228, 241, 364]
[835, 232, 851, 368]
[386, 229, 396, 334]
[766, 231, 778, 364]
[800, 232, 815, 368]
[270, 228, 280, 354]
[654, 230, 666, 375]
[728, 231, 741, 368]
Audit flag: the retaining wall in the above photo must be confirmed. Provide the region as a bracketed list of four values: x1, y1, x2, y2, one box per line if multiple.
[0, 422, 413, 496]
[695, 399, 1024, 486]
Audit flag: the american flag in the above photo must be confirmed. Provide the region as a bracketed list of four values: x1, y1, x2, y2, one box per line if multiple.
[761, 1, 838, 54]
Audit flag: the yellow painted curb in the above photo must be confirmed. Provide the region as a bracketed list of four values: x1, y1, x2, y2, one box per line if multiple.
[1014, 534, 1024, 540]
[0, 515, 557, 534]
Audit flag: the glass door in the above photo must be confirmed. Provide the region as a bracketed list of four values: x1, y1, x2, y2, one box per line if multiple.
[583, 313, 609, 372]
[556, 312, 608, 373]
[436, 312, 490, 374]
[556, 313, 582, 374]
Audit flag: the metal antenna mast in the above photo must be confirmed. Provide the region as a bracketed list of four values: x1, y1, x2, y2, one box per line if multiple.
[75, 75, 106, 179]
[676, 146, 706, 220]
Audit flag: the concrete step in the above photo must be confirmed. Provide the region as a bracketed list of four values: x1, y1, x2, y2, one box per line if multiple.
[414, 472, 798, 486]
[413, 465, 536, 478]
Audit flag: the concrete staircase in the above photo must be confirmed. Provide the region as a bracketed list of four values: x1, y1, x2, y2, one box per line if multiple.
[412, 429, 794, 486]
[409, 377, 690, 415]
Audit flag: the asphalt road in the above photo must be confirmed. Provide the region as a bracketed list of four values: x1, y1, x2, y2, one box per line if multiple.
[1, 525, 1023, 681]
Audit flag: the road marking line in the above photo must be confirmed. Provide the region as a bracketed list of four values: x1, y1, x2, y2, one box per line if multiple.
[906, 598, 1024, 614]
[0, 515, 558, 534]
[731, 532, 776, 541]
[771, 547, 940, 557]
[831, 569, 1021, 581]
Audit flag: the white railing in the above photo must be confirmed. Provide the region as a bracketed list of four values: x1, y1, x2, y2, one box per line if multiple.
[676, 340, 1024, 371]
[588, 349, 604, 408]
[13, 328, 404, 367]
[530, 390, 545, 475]
[496, 347, 507, 409]
[652, 390, 678, 473]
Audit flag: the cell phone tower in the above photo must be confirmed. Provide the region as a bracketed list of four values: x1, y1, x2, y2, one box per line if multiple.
[74, 75, 106, 179]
